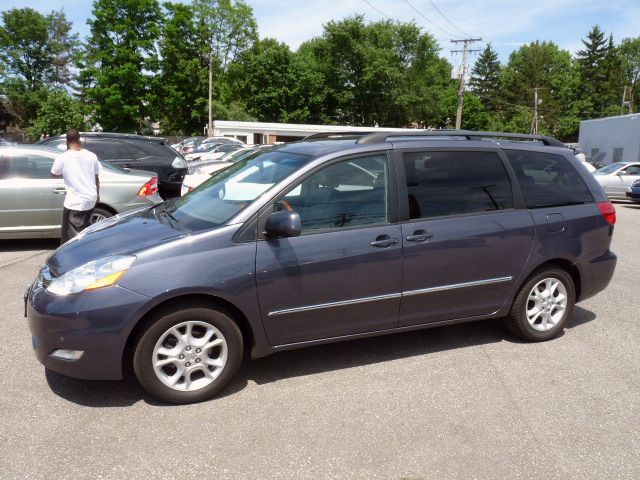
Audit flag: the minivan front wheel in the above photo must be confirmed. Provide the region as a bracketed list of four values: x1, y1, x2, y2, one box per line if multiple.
[506, 268, 575, 342]
[133, 306, 243, 404]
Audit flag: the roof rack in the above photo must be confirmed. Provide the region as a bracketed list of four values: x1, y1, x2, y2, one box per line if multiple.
[356, 130, 566, 147]
[302, 131, 377, 141]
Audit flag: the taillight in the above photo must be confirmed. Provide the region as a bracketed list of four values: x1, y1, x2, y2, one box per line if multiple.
[138, 177, 158, 196]
[597, 201, 616, 225]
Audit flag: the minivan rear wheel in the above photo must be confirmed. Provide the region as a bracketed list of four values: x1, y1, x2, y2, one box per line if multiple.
[133, 306, 243, 404]
[505, 268, 575, 342]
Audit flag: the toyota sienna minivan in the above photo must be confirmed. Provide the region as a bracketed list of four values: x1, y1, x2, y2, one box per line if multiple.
[26, 131, 617, 404]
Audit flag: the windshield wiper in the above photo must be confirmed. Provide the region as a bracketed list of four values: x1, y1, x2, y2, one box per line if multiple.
[156, 204, 180, 227]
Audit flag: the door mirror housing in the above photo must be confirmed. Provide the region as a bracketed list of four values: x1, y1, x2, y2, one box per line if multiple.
[264, 210, 302, 238]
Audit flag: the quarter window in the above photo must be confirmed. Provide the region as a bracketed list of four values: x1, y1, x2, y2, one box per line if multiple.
[505, 150, 593, 208]
[275, 154, 390, 234]
[403, 151, 513, 219]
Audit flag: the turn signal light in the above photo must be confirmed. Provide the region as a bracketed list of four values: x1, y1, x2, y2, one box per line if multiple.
[597, 201, 616, 225]
[138, 177, 158, 196]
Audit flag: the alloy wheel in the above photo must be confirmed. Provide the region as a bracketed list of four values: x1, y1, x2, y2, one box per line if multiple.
[526, 277, 568, 332]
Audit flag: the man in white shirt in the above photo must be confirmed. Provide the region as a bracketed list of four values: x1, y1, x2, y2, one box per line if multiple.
[51, 129, 101, 243]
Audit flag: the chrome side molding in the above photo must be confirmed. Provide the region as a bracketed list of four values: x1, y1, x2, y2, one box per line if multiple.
[267, 276, 513, 317]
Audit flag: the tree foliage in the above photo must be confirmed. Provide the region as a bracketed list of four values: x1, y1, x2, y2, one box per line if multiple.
[26, 89, 86, 140]
[80, 0, 162, 132]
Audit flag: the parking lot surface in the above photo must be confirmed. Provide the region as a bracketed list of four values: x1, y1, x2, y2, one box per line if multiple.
[1, 203, 639, 479]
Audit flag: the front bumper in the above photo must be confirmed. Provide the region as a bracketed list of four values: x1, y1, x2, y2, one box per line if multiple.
[27, 281, 150, 380]
[625, 191, 640, 203]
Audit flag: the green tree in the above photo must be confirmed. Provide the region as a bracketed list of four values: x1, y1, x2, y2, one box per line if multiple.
[155, 2, 207, 134]
[469, 43, 501, 114]
[435, 87, 489, 130]
[502, 41, 578, 136]
[26, 89, 86, 140]
[80, 0, 162, 132]
[309, 16, 450, 127]
[576, 25, 613, 117]
[192, 0, 257, 128]
[0, 8, 78, 129]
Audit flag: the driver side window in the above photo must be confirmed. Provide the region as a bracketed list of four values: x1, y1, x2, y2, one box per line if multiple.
[275, 154, 390, 234]
[623, 165, 640, 176]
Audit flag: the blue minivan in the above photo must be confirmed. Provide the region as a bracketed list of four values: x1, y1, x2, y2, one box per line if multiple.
[26, 131, 617, 403]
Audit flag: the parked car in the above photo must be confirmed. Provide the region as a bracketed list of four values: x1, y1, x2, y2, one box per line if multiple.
[26, 131, 617, 404]
[181, 147, 266, 195]
[0, 146, 162, 239]
[593, 162, 640, 198]
[185, 143, 244, 162]
[199, 137, 244, 147]
[626, 179, 640, 203]
[39, 133, 188, 199]
[171, 136, 205, 154]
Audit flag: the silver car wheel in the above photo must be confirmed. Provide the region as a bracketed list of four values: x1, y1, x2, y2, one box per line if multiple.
[152, 320, 228, 392]
[526, 277, 568, 331]
[90, 212, 108, 224]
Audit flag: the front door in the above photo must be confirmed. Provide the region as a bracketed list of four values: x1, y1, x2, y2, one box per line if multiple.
[397, 149, 535, 327]
[608, 164, 640, 196]
[256, 153, 403, 346]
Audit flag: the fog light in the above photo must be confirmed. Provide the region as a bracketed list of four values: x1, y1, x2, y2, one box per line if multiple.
[50, 349, 84, 361]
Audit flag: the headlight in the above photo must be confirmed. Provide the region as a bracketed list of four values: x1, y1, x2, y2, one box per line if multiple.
[632, 179, 640, 187]
[47, 255, 136, 295]
[172, 156, 187, 169]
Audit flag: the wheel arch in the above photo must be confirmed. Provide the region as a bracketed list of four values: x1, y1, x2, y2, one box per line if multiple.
[519, 258, 582, 301]
[94, 202, 118, 216]
[122, 293, 255, 377]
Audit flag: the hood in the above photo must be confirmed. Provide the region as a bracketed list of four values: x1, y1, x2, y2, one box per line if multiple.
[47, 206, 186, 276]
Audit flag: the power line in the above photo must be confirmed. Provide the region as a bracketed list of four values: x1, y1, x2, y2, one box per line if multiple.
[403, 0, 460, 38]
[425, 0, 473, 37]
[362, 0, 391, 20]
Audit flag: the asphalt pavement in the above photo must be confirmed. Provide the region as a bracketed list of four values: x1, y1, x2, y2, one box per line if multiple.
[1, 203, 639, 479]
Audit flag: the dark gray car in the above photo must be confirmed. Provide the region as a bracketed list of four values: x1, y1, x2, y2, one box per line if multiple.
[26, 131, 617, 404]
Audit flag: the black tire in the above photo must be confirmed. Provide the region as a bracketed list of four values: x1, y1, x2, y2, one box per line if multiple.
[133, 306, 243, 404]
[505, 268, 575, 342]
[90, 207, 113, 225]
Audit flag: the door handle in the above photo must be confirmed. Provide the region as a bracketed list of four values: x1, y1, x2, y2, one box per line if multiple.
[53, 188, 66, 195]
[370, 235, 399, 248]
[406, 229, 433, 242]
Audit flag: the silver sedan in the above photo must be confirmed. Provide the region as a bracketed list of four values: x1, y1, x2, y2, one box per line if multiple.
[593, 161, 640, 199]
[0, 146, 162, 239]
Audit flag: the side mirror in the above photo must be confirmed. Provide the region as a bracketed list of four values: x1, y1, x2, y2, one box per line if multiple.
[617, 171, 625, 176]
[264, 210, 302, 238]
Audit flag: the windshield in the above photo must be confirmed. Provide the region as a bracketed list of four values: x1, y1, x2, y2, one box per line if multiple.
[594, 162, 626, 175]
[163, 148, 312, 231]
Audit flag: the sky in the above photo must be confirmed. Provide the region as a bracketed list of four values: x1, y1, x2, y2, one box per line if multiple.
[3, 0, 640, 68]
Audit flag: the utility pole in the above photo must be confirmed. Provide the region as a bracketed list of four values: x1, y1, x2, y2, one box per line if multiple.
[451, 38, 482, 130]
[621, 85, 632, 115]
[532, 87, 540, 135]
[208, 50, 213, 138]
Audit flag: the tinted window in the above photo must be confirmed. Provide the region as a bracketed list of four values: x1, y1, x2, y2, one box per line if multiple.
[594, 162, 626, 175]
[404, 151, 513, 219]
[86, 140, 144, 160]
[0, 154, 54, 179]
[274, 155, 390, 234]
[505, 150, 593, 208]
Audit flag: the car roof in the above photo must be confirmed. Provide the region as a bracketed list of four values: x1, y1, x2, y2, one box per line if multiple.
[0, 145, 62, 155]
[41, 132, 166, 144]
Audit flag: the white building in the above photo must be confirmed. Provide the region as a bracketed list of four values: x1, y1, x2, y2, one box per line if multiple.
[209, 120, 423, 145]
[579, 114, 640, 165]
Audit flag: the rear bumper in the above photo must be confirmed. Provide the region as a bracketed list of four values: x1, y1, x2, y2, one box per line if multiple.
[27, 282, 150, 380]
[578, 250, 617, 302]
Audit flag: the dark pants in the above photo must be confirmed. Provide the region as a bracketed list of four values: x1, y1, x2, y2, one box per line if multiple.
[61, 207, 93, 244]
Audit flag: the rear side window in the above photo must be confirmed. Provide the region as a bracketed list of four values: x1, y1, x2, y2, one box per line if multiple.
[0, 154, 54, 179]
[403, 151, 513, 219]
[505, 150, 593, 208]
[86, 140, 146, 160]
